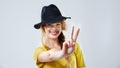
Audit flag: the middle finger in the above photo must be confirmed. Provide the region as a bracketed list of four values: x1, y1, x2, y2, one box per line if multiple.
[74, 28, 80, 42]
[71, 26, 74, 40]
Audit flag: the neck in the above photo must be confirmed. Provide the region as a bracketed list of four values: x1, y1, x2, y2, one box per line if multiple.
[44, 38, 60, 49]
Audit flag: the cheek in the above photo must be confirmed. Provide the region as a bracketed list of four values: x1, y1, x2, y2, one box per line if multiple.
[59, 28, 62, 32]
[44, 28, 50, 34]
[57, 27, 62, 32]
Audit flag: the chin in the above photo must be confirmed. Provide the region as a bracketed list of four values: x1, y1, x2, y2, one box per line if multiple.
[50, 35, 59, 39]
[49, 34, 59, 39]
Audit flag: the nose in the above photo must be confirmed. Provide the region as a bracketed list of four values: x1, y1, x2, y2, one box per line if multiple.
[51, 25, 58, 30]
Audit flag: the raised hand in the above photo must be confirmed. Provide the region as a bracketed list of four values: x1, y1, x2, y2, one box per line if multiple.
[62, 26, 80, 57]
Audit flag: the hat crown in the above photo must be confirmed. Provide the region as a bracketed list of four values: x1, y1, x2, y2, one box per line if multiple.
[34, 4, 70, 29]
[41, 4, 62, 23]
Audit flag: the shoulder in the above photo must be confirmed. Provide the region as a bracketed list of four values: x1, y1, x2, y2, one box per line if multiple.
[75, 42, 81, 49]
[35, 45, 46, 51]
[74, 42, 82, 53]
[32, 45, 47, 60]
[33, 45, 48, 54]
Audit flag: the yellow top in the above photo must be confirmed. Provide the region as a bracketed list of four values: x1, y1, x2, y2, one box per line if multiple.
[33, 43, 85, 68]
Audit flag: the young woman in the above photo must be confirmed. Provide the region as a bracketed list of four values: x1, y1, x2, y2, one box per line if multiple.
[33, 4, 85, 68]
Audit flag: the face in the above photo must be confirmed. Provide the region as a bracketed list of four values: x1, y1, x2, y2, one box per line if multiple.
[44, 22, 62, 39]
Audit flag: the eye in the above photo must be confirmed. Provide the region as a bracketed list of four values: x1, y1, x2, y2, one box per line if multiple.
[56, 23, 61, 26]
[45, 24, 53, 28]
[47, 24, 51, 26]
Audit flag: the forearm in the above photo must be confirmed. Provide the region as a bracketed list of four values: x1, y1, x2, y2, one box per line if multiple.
[48, 49, 64, 61]
[38, 49, 64, 62]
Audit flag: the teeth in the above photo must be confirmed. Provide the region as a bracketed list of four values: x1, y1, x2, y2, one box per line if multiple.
[51, 32, 58, 35]
[52, 33, 57, 34]
[50, 31, 59, 35]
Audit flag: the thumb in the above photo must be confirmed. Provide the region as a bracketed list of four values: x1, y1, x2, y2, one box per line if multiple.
[62, 42, 69, 54]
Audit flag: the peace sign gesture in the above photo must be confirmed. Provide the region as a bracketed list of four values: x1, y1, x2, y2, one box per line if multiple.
[62, 26, 80, 57]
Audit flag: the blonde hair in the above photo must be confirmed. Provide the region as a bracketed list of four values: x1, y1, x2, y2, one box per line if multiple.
[40, 20, 66, 48]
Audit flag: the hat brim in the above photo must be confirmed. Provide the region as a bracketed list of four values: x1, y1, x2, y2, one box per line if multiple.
[34, 16, 71, 29]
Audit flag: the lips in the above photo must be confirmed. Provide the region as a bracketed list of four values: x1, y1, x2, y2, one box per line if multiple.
[50, 31, 59, 36]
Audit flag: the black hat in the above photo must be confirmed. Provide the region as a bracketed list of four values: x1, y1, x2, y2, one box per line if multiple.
[34, 4, 71, 29]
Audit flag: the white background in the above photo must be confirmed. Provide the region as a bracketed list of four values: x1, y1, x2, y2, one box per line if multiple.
[0, 0, 120, 68]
